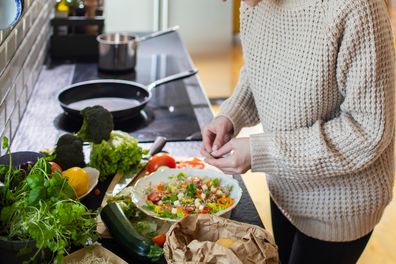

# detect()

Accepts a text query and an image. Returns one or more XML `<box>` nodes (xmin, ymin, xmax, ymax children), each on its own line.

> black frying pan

<box><xmin>58</xmin><ymin>69</ymin><xmax>198</xmax><ymax>120</ymax></box>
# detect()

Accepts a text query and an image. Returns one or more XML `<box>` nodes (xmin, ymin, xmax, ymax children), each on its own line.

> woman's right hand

<box><xmin>200</xmin><ymin>116</ymin><xmax>234</xmax><ymax>157</ymax></box>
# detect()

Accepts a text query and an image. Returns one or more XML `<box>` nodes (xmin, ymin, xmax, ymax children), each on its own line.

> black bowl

<box><xmin>0</xmin><ymin>237</ymin><xmax>40</xmax><ymax>264</ymax></box>
<box><xmin>0</xmin><ymin>151</ymin><xmax>44</xmax><ymax>167</ymax></box>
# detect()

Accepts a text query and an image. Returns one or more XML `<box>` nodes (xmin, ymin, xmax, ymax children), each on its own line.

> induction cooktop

<box><xmin>55</xmin><ymin>54</ymin><xmax>202</xmax><ymax>142</ymax></box>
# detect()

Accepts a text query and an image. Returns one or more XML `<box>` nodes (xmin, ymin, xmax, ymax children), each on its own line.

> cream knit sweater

<box><xmin>219</xmin><ymin>0</ymin><xmax>395</xmax><ymax>241</ymax></box>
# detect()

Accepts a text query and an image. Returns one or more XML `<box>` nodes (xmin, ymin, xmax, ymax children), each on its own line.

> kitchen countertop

<box><xmin>9</xmin><ymin>32</ymin><xmax>265</xmax><ymax>263</ymax></box>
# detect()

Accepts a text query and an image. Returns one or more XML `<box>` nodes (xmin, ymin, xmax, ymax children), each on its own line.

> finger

<box><xmin>204</xmin><ymin>156</ymin><xmax>235</xmax><ymax>168</ymax></box>
<box><xmin>212</xmin><ymin>129</ymin><xmax>227</xmax><ymax>152</ymax></box>
<box><xmin>211</xmin><ymin>141</ymin><xmax>233</xmax><ymax>158</ymax></box>
<box><xmin>202</xmin><ymin>128</ymin><xmax>216</xmax><ymax>152</ymax></box>
<box><xmin>200</xmin><ymin>145</ymin><xmax>211</xmax><ymax>158</ymax></box>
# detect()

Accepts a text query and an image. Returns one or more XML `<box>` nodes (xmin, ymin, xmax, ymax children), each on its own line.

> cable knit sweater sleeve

<box><xmin>218</xmin><ymin>66</ymin><xmax>260</xmax><ymax>135</ymax></box>
<box><xmin>250</xmin><ymin>1</ymin><xmax>395</xmax><ymax>178</ymax></box>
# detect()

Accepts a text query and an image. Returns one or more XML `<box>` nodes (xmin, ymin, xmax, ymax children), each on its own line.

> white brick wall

<box><xmin>0</xmin><ymin>0</ymin><xmax>54</xmax><ymax>146</ymax></box>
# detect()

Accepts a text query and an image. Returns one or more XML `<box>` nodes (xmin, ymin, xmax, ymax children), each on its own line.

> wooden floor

<box><xmin>195</xmin><ymin>3</ymin><xmax>396</xmax><ymax>263</ymax></box>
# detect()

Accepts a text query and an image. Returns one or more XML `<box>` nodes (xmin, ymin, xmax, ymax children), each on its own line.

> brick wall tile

<box><xmin>10</xmin><ymin>102</ymin><xmax>20</xmax><ymax>139</ymax></box>
<box><xmin>0</xmin><ymin>68</ymin><xmax>11</xmax><ymax>104</ymax></box>
<box><xmin>0</xmin><ymin>0</ymin><xmax>52</xmax><ymax>144</ymax></box>
<box><xmin>4</xmin><ymin>85</ymin><xmax>16</xmax><ymax>121</ymax></box>
<box><xmin>5</xmin><ymin>31</ymin><xmax>17</xmax><ymax>63</ymax></box>
<box><xmin>0</xmin><ymin>99</ymin><xmax>5</xmax><ymax>132</ymax></box>
<box><xmin>18</xmin><ymin>86</ymin><xmax>28</xmax><ymax>119</ymax></box>
<box><xmin>0</xmin><ymin>45</ymin><xmax>6</xmax><ymax>76</ymax></box>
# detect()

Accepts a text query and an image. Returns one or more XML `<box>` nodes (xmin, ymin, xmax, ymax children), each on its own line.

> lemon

<box><xmin>62</xmin><ymin>167</ymin><xmax>89</xmax><ymax>197</ymax></box>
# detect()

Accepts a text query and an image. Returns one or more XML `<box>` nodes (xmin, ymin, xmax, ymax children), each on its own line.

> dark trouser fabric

<box><xmin>270</xmin><ymin>198</ymin><xmax>372</xmax><ymax>264</ymax></box>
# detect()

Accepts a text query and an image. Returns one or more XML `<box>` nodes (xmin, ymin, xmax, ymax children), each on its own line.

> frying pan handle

<box><xmin>147</xmin><ymin>68</ymin><xmax>198</xmax><ymax>91</ymax></box>
<box><xmin>138</xmin><ymin>25</ymin><xmax>180</xmax><ymax>43</ymax></box>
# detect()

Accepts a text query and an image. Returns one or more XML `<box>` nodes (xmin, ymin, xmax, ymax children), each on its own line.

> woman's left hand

<box><xmin>204</xmin><ymin>137</ymin><xmax>251</xmax><ymax>175</ymax></box>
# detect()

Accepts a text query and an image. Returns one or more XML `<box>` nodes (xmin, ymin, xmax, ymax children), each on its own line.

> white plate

<box><xmin>79</xmin><ymin>167</ymin><xmax>99</xmax><ymax>199</ymax></box>
<box><xmin>132</xmin><ymin>168</ymin><xmax>243</xmax><ymax>222</ymax></box>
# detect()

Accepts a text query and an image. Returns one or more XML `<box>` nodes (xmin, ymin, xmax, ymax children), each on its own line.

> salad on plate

<box><xmin>143</xmin><ymin>172</ymin><xmax>235</xmax><ymax>219</ymax></box>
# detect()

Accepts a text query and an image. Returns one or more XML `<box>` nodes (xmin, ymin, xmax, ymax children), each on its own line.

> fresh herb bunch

<box><xmin>3</xmin><ymin>199</ymin><xmax>98</xmax><ymax>264</ymax></box>
<box><xmin>0</xmin><ymin>137</ymin><xmax>25</xmax><ymax>213</ymax></box>
<box><xmin>0</xmin><ymin>137</ymin><xmax>98</xmax><ymax>264</ymax></box>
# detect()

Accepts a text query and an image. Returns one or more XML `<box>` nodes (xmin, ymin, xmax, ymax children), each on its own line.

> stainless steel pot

<box><xmin>97</xmin><ymin>26</ymin><xmax>179</xmax><ymax>72</ymax></box>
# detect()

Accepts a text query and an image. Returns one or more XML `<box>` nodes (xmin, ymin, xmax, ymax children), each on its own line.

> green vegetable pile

<box><xmin>90</xmin><ymin>130</ymin><xmax>146</xmax><ymax>181</ymax></box>
<box><xmin>54</xmin><ymin>134</ymin><xmax>85</xmax><ymax>170</ymax></box>
<box><xmin>77</xmin><ymin>105</ymin><xmax>113</xmax><ymax>144</ymax></box>
<box><xmin>107</xmin><ymin>194</ymin><xmax>164</xmax><ymax>261</ymax></box>
<box><xmin>0</xmin><ymin>138</ymin><xmax>98</xmax><ymax>264</ymax></box>
<box><xmin>41</xmin><ymin>106</ymin><xmax>144</xmax><ymax>181</ymax></box>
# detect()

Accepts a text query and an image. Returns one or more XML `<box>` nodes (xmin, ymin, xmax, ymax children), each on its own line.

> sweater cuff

<box><xmin>218</xmin><ymin>103</ymin><xmax>248</xmax><ymax>136</ymax></box>
<box><xmin>249</xmin><ymin>133</ymin><xmax>278</xmax><ymax>174</ymax></box>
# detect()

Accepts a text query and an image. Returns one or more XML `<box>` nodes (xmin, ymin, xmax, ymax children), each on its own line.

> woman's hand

<box><xmin>200</xmin><ymin>116</ymin><xmax>234</xmax><ymax>157</ymax></box>
<box><xmin>204</xmin><ymin>137</ymin><xmax>251</xmax><ymax>175</ymax></box>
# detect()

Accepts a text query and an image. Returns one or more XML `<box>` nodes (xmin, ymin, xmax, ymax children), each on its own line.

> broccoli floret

<box><xmin>77</xmin><ymin>105</ymin><xmax>114</xmax><ymax>144</ymax></box>
<box><xmin>54</xmin><ymin>134</ymin><xmax>85</xmax><ymax>170</ymax></box>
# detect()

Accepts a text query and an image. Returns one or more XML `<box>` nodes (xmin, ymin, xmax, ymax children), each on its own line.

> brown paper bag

<box><xmin>164</xmin><ymin>214</ymin><xmax>279</xmax><ymax>264</ymax></box>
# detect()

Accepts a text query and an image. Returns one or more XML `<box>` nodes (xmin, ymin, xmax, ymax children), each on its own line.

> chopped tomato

<box><xmin>185</xmin><ymin>205</ymin><xmax>196</xmax><ymax>213</ymax></box>
<box><xmin>152</xmin><ymin>233</ymin><xmax>166</xmax><ymax>247</ymax></box>
<box><xmin>177</xmin><ymin>157</ymin><xmax>205</xmax><ymax>169</ymax></box>
<box><xmin>147</xmin><ymin>192</ymin><xmax>162</xmax><ymax>204</ymax></box>
<box><xmin>49</xmin><ymin>162</ymin><xmax>62</xmax><ymax>174</ymax></box>
<box><xmin>199</xmin><ymin>207</ymin><xmax>210</xmax><ymax>214</ymax></box>
<box><xmin>176</xmin><ymin>206</ymin><xmax>189</xmax><ymax>216</ymax></box>
<box><xmin>147</xmin><ymin>153</ymin><xmax>177</xmax><ymax>173</ymax></box>
<box><xmin>157</xmin><ymin>183</ymin><xmax>166</xmax><ymax>192</ymax></box>
<box><xmin>217</xmin><ymin>197</ymin><xmax>234</xmax><ymax>208</ymax></box>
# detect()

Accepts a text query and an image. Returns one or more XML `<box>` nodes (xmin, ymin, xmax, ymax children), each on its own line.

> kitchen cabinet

<box><xmin>104</xmin><ymin>0</ymin><xmax>233</xmax><ymax>55</ymax></box>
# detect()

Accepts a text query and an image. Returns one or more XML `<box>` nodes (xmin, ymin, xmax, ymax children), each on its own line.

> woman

<box><xmin>202</xmin><ymin>0</ymin><xmax>395</xmax><ymax>263</ymax></box>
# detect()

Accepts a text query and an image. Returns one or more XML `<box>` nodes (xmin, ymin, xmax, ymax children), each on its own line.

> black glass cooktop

<box><xmin>55</xmin><ymin>54</ymin><xmax>202</xmax><ymax>142</ymax></box>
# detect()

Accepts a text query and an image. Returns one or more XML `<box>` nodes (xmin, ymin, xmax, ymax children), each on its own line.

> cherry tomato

<box><xmin>147</xmin><ymin>153</ymin><xmax>176</xmax><ymax>173</ymax></box>
<box><xmin>147</xmin><ymin>192</ymin><xmax>162</xmax><ymax>204</ymax></box>
<box><xmin>49</xmin><ymin>162</ymin><xmax>62</xmax><ymax>174</ymax></box>
<box><xmin>152</xmin><ymin>233</ymin><xmax>166</xmax><ymax>247</ymax></box>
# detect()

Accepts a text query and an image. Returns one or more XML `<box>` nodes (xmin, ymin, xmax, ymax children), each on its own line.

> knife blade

<box><xmin>112</xmin><ymin>136</ymin><xmax>167</xmax><ymax>196</ymax></box>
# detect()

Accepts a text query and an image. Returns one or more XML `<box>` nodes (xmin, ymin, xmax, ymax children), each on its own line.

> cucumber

<box><xmin>100</xmin><ymin>202</ymin><xmax>153</xmax><ymax>257</ymax></box>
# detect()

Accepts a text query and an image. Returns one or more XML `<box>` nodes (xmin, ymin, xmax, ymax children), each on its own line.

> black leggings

<box><xmin>270</xmin><ymin>199</ymin><xmax>372</xmax><ymax>264</ymax></box>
